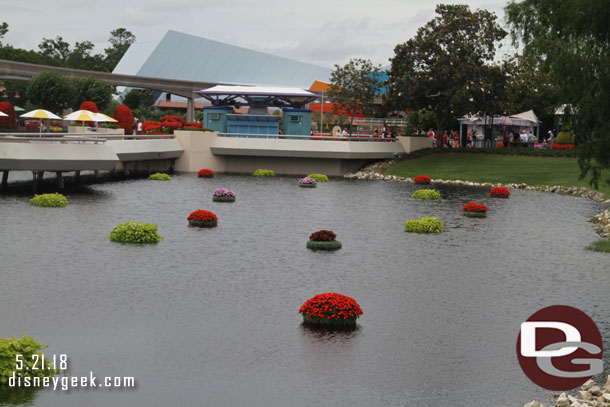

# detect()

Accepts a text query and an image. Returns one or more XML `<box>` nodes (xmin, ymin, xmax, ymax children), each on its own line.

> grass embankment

<box><xmin>587</xmin><ymin>239</ymin><xmax>610</xmax><ymax>253</ymax></box>
<box><xmin>383</xmin><ymin>152</ymin><xmax>610</xmax><ymax>198</ymax></box>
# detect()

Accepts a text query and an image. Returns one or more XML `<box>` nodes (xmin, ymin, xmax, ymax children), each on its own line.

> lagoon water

<box><xmin>0</xmin><ymin>174</ymin><xmax>608</xmax><ymax>407</ymax></box>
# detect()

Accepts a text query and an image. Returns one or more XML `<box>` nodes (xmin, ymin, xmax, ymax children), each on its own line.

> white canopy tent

<box><xmin>458</xmin><ymin>110</ymin><xmax>542</xmax><ymax>142</ymax></box>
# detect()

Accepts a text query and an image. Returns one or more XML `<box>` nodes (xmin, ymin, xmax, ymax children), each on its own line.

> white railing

<box><xmin>0</xmin><ymin>133</ymin><xmax>176</xmax><ymax>143</ymax></box>
<box><xmin>354</xmin><ymin>118</ymin><xmax>407</xmax><ymax>125</ymax></box>
<box><xmin>217</xmin><ymin>132</ymin><xmax>398</xmax><ymax>142</ymax></box>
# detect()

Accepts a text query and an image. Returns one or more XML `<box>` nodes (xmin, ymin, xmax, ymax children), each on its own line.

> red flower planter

<box><xmin>299</xmin><ymin>293</ymin><xmax>363</xmax><ymax>328</ymax></box>
<box><xmin>490</xmin><ymin>186</ymin><xmax>510</xmax><ymax>198</ymax></box>
<box><xmin>198</xmin><ymin>168</ymin><xmax>215</xmax><ymax>178</ymax></box>
<box><xmin>414</xmin><ymin>174</ymin><xmax>431</xmax><ymax>185</ymax></box>
<box><xmin>462</xmin><ymin>202</ymin><xmax>488</xmax><ymax>217</ymax></box>
<box><xmin>187</xmin><ymin>209</ymin><xmax>218</xmax><ymax>228</ymax></box>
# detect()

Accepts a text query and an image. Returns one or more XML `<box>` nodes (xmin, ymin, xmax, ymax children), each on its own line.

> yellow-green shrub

<box><xmin>149</xmin><ymin>173</ymin><xmax>171</xmax><ymax>181</ymax></box>
<box><xmin>29</xmin><ymin>193</ymin><xmax>68</xmax><ymax>208</ymax></box>
<box><xmin>306</xmin><ymin>173</ymin><xmax>329</xmax><ymax>182</ymax></box>
<box><xmin>412</xmin><ymin>189</ymin><xmax>441</xmax><ymax>200</ymax></box>
<box><xmin>253</xmin><ymin>169</ymin><xmax>274</xmax><ymax>177</ymax></box>
<box><xmin>404</xmin><ymin>217</ymin><xmax>444</xmax><ymax>233</ymax></box>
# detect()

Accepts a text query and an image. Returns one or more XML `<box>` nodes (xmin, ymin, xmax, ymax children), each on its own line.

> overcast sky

<box><xmin>1</xmin><ymin>0</ymin><xmax>513</xmax><ymax>68</ymax></box>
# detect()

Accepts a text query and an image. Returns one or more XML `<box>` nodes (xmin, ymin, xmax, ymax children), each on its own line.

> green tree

<box><xmin>122</xmin><ymin>89</ymin><xmax>141</xmax><ymax>110</ymax></box>
<box><xmin>26</xmin><ymin>71</ymin><xmax>74</xmax><ymax>113</ymax></box>
<box><xmin>66</xmin><ymin>41</ymin><xmax>108</xmax><ymax>71</ymax></box>
<box><xmin>73</xmin><ymin>76</ymin><xmax>112</xmax><ymax>110</ymax></box>
<box><xmin>0</xmin><ymin>80</ymin><xmax>28</xmax><ymax>106</ymax></box>
<box><xmin>37</xmin><ymin>36</ymin><xmax>70</xmax><ymax>65</ymax></box>
<box><xmin>506</xmin><ymin>0</ymin><xmax>610</xmax><ymax>188</ymax></box>
<box><xmin>328</xmin><ymin>58</ymin><xmax>382</xmax><ymax>133</ymax></box>
<box><xmin>0</xmin><ymin>22</ymin><xmax>8</xmax><ymax>43</ymax></box>
<box><xmin>499</xmin><ymin>54</ymin><xmax>560</xmax><ymax>133</ymax></box>
<box><xmin>388</xmin><ymin>4</ymin><xmax>507</xmax><ymax>132</ymax></box>
<box><xmin>104</xmin><ymin>28</ymin><xmax>136</xmax><ymax>71</ymax></box>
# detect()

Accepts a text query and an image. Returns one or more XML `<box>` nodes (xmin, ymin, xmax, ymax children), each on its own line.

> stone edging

<box><xmin>525</xmin><ymin>377</ymin><xmax>610</xmax><ymax>407</ymax></box>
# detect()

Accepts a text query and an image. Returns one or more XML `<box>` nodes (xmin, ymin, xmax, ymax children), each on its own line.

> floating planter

<box><xmin>306</xmin><ymin>230</ymin><xmax>342</xmax><ymax>251</ymax></box>
<box><xmin>298</xmin><ymin>177</ymin><xmax>317</xmax><ymax>188</ymax></box>
<box><xmin>109</xmin><ymin>221</ymin><xmax>164</xmax><ymax>243</ymax></box>
<box><xmin>149</xmin><ymin>173</ymin><xmax>171</xmax><ymax>181</ymax></box>
<box><xmin>0</xmin><ymin>335</ymin><xmax>58</xmax><ymax>384</ymax></box>
<box><xmin>29</xmin><ymin>193</ymin><xmax>68</xmax><ymax>208</ymax></box>
<box><xmin>299</xmin><ymin>293</ymin><xmax>363</xmax><ymax>328</ymax></box>
<box><xmin>306</xmin><ymin>173</ymin><xmax>329</xmax><ymax>182</ymax></box>
<box><xmin>212</xmin><ymin>188</ymin><xmax>236</xmax><ymax>202</ymax></box>
<box><xmin>412</xmin><ymin>189</ymin><xmax>441</xmax><ymax>200</ymax></box>
<box><xmin>253</xmin><ymin>169</ymin><xmax>274</xmax><ymax>177</ymax></box>
<box><xmin>462</xmin><ymin>202</ymin><xmax>488</xmax><ymax>218</ymax></box>
<box><xmin>414</xmin><ymin>174</ymin><xmax>431</xmax><ymax>185</ymax></box>
<box><xmin>187</xmin><ymin>209</ymin><xmax>218</xmax><ymax>228</ymax></box>
<box><xmin>490</xmin><ymin>186</ymin><xmax>510</xmax><ymax>198</ymax></box>
<box><xmin>198</xmin><ymin>168</ymin><xmax>214</xmax><ymax>178</ymax></box>
<box><xmin>404</xmin><ymin>216</ymin><xmax>444</xmax><ymax>233</ymax></box>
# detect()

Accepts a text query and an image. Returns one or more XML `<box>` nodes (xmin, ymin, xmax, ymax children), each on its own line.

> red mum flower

<box><xmin>462</xmin><ymin>202</ymin><xmax>488</xmax><ymax>212</ymax></box>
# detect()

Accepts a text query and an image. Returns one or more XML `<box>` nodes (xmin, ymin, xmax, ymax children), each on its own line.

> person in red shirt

<box><xmin>453</xmin><ymin>131</ymin><xmax>460</xmax><ymax>148</ymax></box>
<box><xmin>443</xmin><ymin>131</ymin><xmax>449</xmax><ymax>148</ymax></box>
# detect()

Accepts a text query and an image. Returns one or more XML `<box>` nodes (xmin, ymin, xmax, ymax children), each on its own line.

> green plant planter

<box><xmin>306</xmin><ymin>240</ymin><xmax>342</xmax><ymax>251</ymax></box>
<box><xmin>306</xmin><ymin>173</ymin><xmax>329</xmax><ymax>182</ymax></box>
<box><xmin>302</xmin><ymin>314</ymin><xmax>357</xmax><ymax>328</ymax></box>
<box><xmin>29</xmin><ymin>193</ymin><xmax>68</xmax><ymax>208</ymax></box>
<box><xmin>490</xmin><ymin>195</ymin><xmax>509</xmax><ymax>199</ymax></box>
<box><xmin>253</xmin><ymin>169</ymin><xmax>274</xmax><ymax>177</ymax></box>
<box><xmin>299</xmin><ymin>183</ymin><xmax>317</xmax><ymax>188</ymax></box>
<box><xmin>463</xmin><ymin>211</ymin><xmax>487</xmax><ymax>218</ymax></box>
<box><xmin>415</xmin><ymin>181</ymin><xmax>431</xmax><ymax>185</ymax></box>
<box><xmin>404</xmin><ymin>217</ymin><xmax>444</xmax><ymax>233</ymax></box>
<box><xmin>149</xmin><ymin>173</ymin><xmax>171</xmax><ymax>181</ymax></box>
<box><xmin>198</xmin><ymin>174</ymin><xmax>213</xmax><ymax>178</ymax></box>
<box><xmin>212</xmin><ymin>196</ymin><xmax>236</xmax><ymax>202</ymax></box>
<box><xmin>412</xmin><ymin>189</ymin><xmax>441</xmax><ymax>200</ymax></box>
<box><xmin>109</xmin><ymin>222</ymin><xmax>164</xmax><ymax>243</ymax></box>
<box><xmin>189</xmin><ymin>220</ymin><xmax>218</xmax><ymax>228</ymax></box>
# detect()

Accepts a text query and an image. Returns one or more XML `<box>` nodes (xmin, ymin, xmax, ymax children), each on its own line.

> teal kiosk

<box><xmin>196</xmin><ymin>86</ymin><xmax>319</xmax><ymax>137</ymax></box>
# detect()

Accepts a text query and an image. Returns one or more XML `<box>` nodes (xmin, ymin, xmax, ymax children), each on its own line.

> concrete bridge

<box><xmin>0</xmin><ymin>59</ymin><xmax>225</xmax><ymax>121</ymax></box>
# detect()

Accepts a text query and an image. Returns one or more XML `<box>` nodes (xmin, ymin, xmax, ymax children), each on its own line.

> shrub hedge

<box><xmin>253</xmin><ymin>169</ymin><xmax>275</xmax><ymax>177</ymax></box>
<box><xmin>149</xmin><ymin>173</ymin><xmax>171</xmax><ymax>181</ymax></box>
<box><xmin>306</xmin><ymin>173</ymin><xmax>329</xmax><ymax>182</ymax></box>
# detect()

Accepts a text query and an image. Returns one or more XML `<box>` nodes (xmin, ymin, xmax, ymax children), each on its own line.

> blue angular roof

<box><xmin>113</xmin><ymin>30</ymin><xmax>331</xmax><ymax>88</ymax></box>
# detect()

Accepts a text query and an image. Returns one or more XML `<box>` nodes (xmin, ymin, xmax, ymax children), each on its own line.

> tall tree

<box><xmin>26</xmin><ymin>71</ymin><xmax>75</xmax><ymax>113</ymax></box>
<box><xmin>73</xmin><ymin>76</ymin><xmax>112</xmax><ymax>110</ymax></box>
<box><xmin>104</xmin><ymin>28</ymin><xmax>136</xmax><ymax>71</ymax></box>
<box><xmin>387</xmin><ymin>4</ymin><xmax>507</xmax><ymax>132</ymax></box>
<box><xmin>38</xmin><ymin>36</ymin><xmax>71</xmax><ymax>65</ymax></box>
<box><xmin>328</xmin><ymin>58</ymin><xmax>382</xmax><ymax>133</ymax></box>
<box><xmin>506</xmin><ymin>0</ymin><xmax>610</xmax><ymax>188</ymax></box>
<box><xmin>0</xmin><ymin>22</ymin><xmax>8</xmax><ymax>43</ymax></box>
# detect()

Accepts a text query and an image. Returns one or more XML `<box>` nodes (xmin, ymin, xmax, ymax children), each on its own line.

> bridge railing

<box><xmin>0</xmin><ymin>133</ymin><xmax>176</xmax><ymax>143</ymax></box>
<box><xmin>217</xmin><ymin>132</ymin><xmax>397</xmax><ymax>142</ymax></box>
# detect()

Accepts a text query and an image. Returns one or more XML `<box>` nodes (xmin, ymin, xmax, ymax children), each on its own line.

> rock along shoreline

<box><xmin>525</xmin><ymin>376</ymin><xmax>610</xmax><ymax>407</ymax></box>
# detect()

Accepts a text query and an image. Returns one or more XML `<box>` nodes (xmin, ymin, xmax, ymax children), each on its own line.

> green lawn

<box><xmin>383</xmin><ymin>152</ymin><xmax>610</xmax><ymax>198</ymax></box>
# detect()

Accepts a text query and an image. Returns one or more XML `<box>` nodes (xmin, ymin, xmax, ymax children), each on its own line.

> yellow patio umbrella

<box><xmin>63</xmin><ymin>109</ymin><xmax>99</xmax><ymax>133</ymax></box>
<box><xmin>94</xmin><ymin>112</ymin><xmax>118</xmax><ymax>123</ymax></box>
<box><xmin>20</xmin><ymin>109</ymin><xmax>62</xmax><ymax>137</ymax></box>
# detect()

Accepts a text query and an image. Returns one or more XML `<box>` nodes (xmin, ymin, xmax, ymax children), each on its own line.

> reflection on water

<box><xmin>0</xmin><ymin>387</ymin><xmax>41</xmax><ymax>407</ymax></box>
<box><xmin>0</xmin><ymin>173</ymin><xmax>608</xmax><ymax>407</ymax></box>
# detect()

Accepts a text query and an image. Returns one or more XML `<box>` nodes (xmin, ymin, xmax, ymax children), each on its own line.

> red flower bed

<box><xmin>463</xmin><ymin>202</ymin><xmax>488</xmax><ymax>212</ymax></box>
<box><xmin>161</xmin><ymin>115</ymin><xmax>185</xmax><ymax>125</ymax></box>
<box><xmin>80</xmin><ymin>101</ymin><xmax>99</xmax><ymax>113</ymax></box>
<box><xmin>187</xmin><ymin>209</ymin><xmax>218</xmax><ymax>222</ymax></box>
<box><xmin>414</xmin><ymin>174</ymin><xmax>431</xmax><ymax>184</ymax></box>
<box><xmin>552</xmin><ymin>144</ymin><xmax>574</xmax><ymax>150</ymax></box>
<box><xmin>185</xmin><ymin>121</ymin><xmax>202</xmax><ymax>129</ymax></box>
<box><xmin>299</xmin><ymin>293</ymin><xmax>363</xmax><ymax>321</ymax></box>
<box><xmin>309</xmin><ymin>230</ymin><xmax>337</xmax><ymax>242</ymax></box>
<box><xmin>114</xmin><ymin>104</ymin><xmax>133</xmax><ymax>134</ymax></box>
<box><xmin>197</xmin><ymin>169</ymin><xmax>215</xmax><ymax>177</ymax></box>
<box><xmin>490</xmin><ymin>186</ymin><xmax>510</xmax><ymax>197</ymax></box>
<box><xmin>0</xmin><ymin>101</ymin><xmax>16</xmax><ymax>129</ymax></box>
